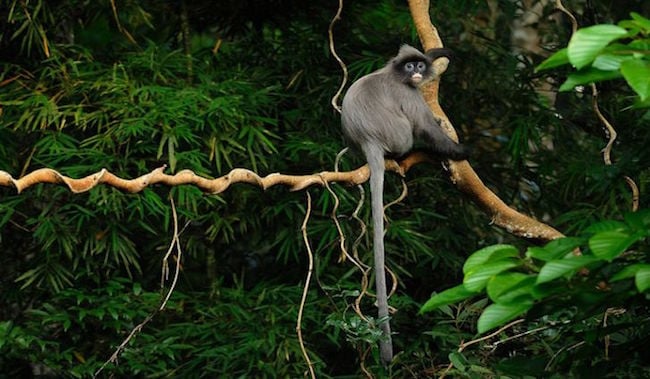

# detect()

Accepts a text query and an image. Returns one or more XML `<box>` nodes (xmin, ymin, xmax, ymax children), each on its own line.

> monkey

<box><xmin>341</xmin><ymin>44</ymin><xmax>469</xmax><ymax>365</ymax></box>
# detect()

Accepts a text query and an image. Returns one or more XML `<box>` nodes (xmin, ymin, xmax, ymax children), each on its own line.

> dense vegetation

<box><xmin>1</xmin><ymin>0</ymin><xmax>648</xmax><ymax>377</ymax></box>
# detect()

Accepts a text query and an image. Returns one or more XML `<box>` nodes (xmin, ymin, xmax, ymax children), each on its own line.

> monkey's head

<box><xmin>391</xmin><ymin>44</ymin><xmax>453</xmax><ymax>88</ymax></box>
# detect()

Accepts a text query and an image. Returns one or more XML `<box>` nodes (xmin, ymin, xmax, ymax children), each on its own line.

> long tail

<box><xmin>365</xmin><ymin>145</ymin><xmax>393</xmax><ymax>365</ymax></box>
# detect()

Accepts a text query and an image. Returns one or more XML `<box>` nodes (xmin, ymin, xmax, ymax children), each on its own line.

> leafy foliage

<box><xmin>537</xmin><ymin>12</ymin><xmax>650</xmax><ymax>106</ymax></box>
<box><xmin>421</xmin><ymin>210</ymin><xmax>650</xmax><ymax>375</ymax></box>
<box><xmin>422</xmin><ymin>210</ymin><xmax>650</xmax><ymax>331</ymax></box>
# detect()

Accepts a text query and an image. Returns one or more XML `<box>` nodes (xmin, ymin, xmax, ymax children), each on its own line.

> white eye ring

<box><xmin>405</xmin><ymin>62</ymin><xmax>415</xmax><ymax>71</ymax></box>
<box><xmin>417</xmin><ymin>62</ymin><xmax>426</xmax><ymax>71</ymax></box>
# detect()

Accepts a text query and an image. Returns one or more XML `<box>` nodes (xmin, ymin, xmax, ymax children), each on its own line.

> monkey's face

<box><xmin>403</xmin><ymin>61</ymin><xmax>428</xmax><ymax>87</ymax></box>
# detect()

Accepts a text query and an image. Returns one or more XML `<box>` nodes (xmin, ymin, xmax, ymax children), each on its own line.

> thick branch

<box><xmin>0</xmin><ymin>157</ymin><xmax>419</xmax><ymax>195</ymax></box>
<box><xmin>408</xmin><ymin>0</ymin><xmax>563</xmax><ymax>242</ymax></box>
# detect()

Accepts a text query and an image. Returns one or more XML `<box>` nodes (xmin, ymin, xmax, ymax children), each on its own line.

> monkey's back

<box><xmin>341</xmin><ymin>70</ymin><xmax>417</xmax><ymax>157</ymax></box>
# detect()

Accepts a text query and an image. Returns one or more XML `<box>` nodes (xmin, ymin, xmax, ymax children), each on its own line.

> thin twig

<box><xmin>335</xmin><ymin>147</ymin><xmax>349</xmax><ymax>172</ymax></box>
<box><xmin>554</xmin><ymin>0</ymin><xmax>578</xmax><ymax>34</ymax></box>
<box><xmin>351</xmin><ymin>184</ymin><xmax>372</xmax><ymax>322</ymax></box>
<box><xmin>297</xmin><ymin>191</ymin><xmax>317</xmax><ymax>379</ymax></box>
<box><xmin>95</xmin><ymin>197</ymin><xmax>184</xmax><ymax>377</ymax></box>
<box><xmin>591</xmin><ymin>85</ymin><xmax>618</xmax><ymax>166</ymax></box>
<box><xmin>160</xmin><ymin>198</ymin><xmax>187</xmax><ymax>310</ymax></box>
<box><xmin>486</xmin><ymin>325</ymin><xmax>551</xmax><ymax>350</ymax></box>
<box><xmin>602</xmin><ymin>307</ymin><xmax>626</xmax><ymax>360</ymax></box>
<box><xmin>383</xmin><ymin>178</ymin><xmax>408</xmax><ymax>219</ymax></box>
<box><xmin>351</xmin><ymin>185</ymin><xmax>369</xmax><ymax>269</ymax></box>
<box><xmin>382</xmin><ymin>178</ymin><xmax>407</xmax><ymax>300</ymax></box>
<box><xmin>624</xmin><ymin>176</ymin><xmax>640</xmax><ymax>211</ymax></box>
<box><xmin>359</xmin><ymin>345</ymin><xmax>373</xmax><ymax>379</ymax></box>
<box><xmin>459</xmin><ymin>319</ymin><xmax>525</xmax><ymax>351</ymax></box>
<box><xmin>439</xmin><ymin>319</ymin><xmax>525</xmax><ymax>378</ymax></box>
<box><xmin>322</xmin><ymin>177</ymin><xmax>349</xmax><ymax>263</ymax></box>
<box><xmin>328</xmin><ymin>0</ymin><xmax>348</xmax><ymax>113</ymax></box>
<box><xmin>555</xmin><ymin>1</ymin><xmax>639</xmax><ymax>212</ymax></box>
<box><xmin>545</xmin><ymin>341</ymin><xmax>586</xmax><ymax>371</ymax></box>
<box><xmin>322</xmin><ymin>176</ymin><xmax>370</xmax><ymax>324</ymax></box>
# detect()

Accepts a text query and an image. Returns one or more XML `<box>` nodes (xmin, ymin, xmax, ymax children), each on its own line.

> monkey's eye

<box><xmin>404</xmin><ymin>62</ymin><xmax>415</xmax><ymax>71</ymax></box>
<box><xmin>416</xmin><ymin>62</ymin><xmax>426</xmax><ymax>71</ymax></box>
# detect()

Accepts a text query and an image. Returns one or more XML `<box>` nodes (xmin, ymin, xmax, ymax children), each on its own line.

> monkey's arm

<box><xmin>407</xmin><ymin>98</ymin><xmax>469</xmax><ymax>160</ymax></box>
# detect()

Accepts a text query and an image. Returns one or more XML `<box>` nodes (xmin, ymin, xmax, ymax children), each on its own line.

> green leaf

<box><xmin>526</xmin><ymin>237</ymin><xmax>584</xmax><ymax>261</ymax></box>
<box><xmin>621</xmin><ymin>59</ymin><xmax>650</xmax><ymax>101</ymax></box>
<box><xmin>477</xmin><ymin>302</ymin><xmax>533</xmax><ymax>334</ymax></box>
<box><xmin>592</xmin><ymin>54</ymin><xmax>629</xmax><ymax>71</ymax></box>
<box><xmin>589</xmin><ymin>230</ymin><xmax>642</xmax><ymax>261</ymax></box>
<box><xmin>448</xmin><ymin>352</ymin><xmax>469</xmax><ymax>371</ymax></box>
<box><xmin>535</xmin><ymin>48</ymin><xmax>569</xmax><ymax>72</ymax></box>
<box><xmin>536</xmin><ymin>256</ymin><xmax>599</xmax><ymax>284</ymax></box>
<box><xmin>464</xmin><ymin>260</ymin><xmax>520</xmax><ymax>292</ymax></box>
<box><xmin>486</xmin><ymin>273</ymin><xmax>536</xmax><ymax>304</ymax></box>
<box><xmin>628</xmin><ymin>39</ymin><xmax>650</xmax><ymax>51</ymax></box>
<box><xmin>559</xmin><ymin>68</ymin><xmax>622</xmax><ymax>91</ymax></box>
<box><xmin>611</xmin><ymin>263</ymin><xmax>650</xmax><ymax>282</ymax></box>
<box><xmin>629</xmin><ymin>12</ymin><xmax>650</xmax><ymax>31</ymax></box>
<box><xmin>568</xmin><ymin>25</ymin><xmax>628</xmax><ymax>69</ymax></box>
<box><xmin>585</xmin><ymin>220</ymin><xmax>629</xmax><ymax>234</ymax></box>
<box><xmin>624</xmin><ymin>209</ymin><xmax>650</xmax><ymax>233</ymax></box>
<box><xmin>531</xmin><ymin>281</ymin><xmax>565</xmax><ymax>299</ymax></box>
<box><xmin>635</xmin><ymin>267</ymin><xmax>650</xmax><ymax>292</ymax></box>
<box><xmin>463</xmin><ymin>244</ymin><xmax>519</xmax><ymax>274</ymax></box>
<box><xmin>419</xmin><ymin>284</ymin><xmax>477</xmax><ymax>313</ymax></box>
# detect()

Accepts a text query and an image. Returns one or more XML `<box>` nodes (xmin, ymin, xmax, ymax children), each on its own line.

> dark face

<box><xmin>402</xmin><ymin>60</ymin><xmax>428</xmax><ymax>87</ymax></box>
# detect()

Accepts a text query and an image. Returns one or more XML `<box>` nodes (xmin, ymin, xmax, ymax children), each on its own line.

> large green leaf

<box><xmin>567</xmin><ymin>24</ymin><xmax>628</xmax><ymax>69</ymax></box>
<box><xmin>464</xmin><ymin>260</ymin><xmax>520</xmax><ymax>292</ymax></box>
<box><xmin>584</xmin><ymin>220</ymin><xmax>629</xmax><ymax>234</ymax></box>
<box><xmin>629</xmin><ymin>12</ymin><xmax>650</xmax><ymax>31</ymax></box>
<box><xmin>535</xmin><ymin>48</ymin><xmax>569</xmax><ymax>72</ymax></box>
<box><xmin>610</xmin><ymin>263</ymin><xmax>650</xmax><ymax>282</ymax></box>
<box><xmin>448</xmin><ymin>352</ymin><xmax>469</xmax><ymax>371</ymax></box>
<box><xmin>559</xmin><ymin>67</ymin><xmax>622</xmax><ymax>91</ymax></box>
<box><xmin>611</xmin><ymin>264</ymin><xmax>650</xmax><ymax>293</ymax></box>
<box><xmin>635</xmin><ymin>267</ymin><xmax>650</xmax><ymax>292</ymax></box>
<box><xmin>463</xmin><ymin>244</ymin><xmax>519</xmax><ymax>275</ymax></box>
<box><xmin>621</xmin><ymin>59</ymin><xmax>650</xmax><ymax>101</ymax></box>
<box><xmin>477</xmin><ymin>302</ymin><xmax>533</xmax><ymax>334</ymax></box>
<box><xmin>589</xmin><ymin>230</ymin><xmax>642</xmax><ymax>261</ymax></box>
<box><xmin>419</xmin><ymin>284</ymin><xmax>477</xmax><ymax>313</ymax></box>
<box><xmin>526</xmin><ymin>237</ymin><xmax>584</xmax><ymax>262</ymax></box>
<box><xmin>536</xmin><ymin>256</ymin><xmax>599</xmax><ymax>284</ymax></box>
<box><xmin>592</xmin><ymin>53</ymin><xmax>630</xmax><ymax>71</ymax></box>
<box><xmin>624</xmin><ymin>209</ymin><xmax>650</xmax><ymax>233</ymax></box>
<box><xmin>486</xmin><ymin>273</ymin><xmax>535</xmax><ymax>304</ymax></box>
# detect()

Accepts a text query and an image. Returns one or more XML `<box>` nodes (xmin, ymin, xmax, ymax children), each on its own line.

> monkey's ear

<box><xmin>425</xmin><ymin>48</ymin><xmax>454</xmax><ymax>62</ymax></box>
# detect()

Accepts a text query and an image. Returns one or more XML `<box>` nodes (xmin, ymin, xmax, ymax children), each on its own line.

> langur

<box><xmin>341</xmin><ymin>45</ymin><xmax>469</xmax><ymax>365</ymax></box>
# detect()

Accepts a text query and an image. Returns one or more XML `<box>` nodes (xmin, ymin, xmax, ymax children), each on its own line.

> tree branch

<box><xmin>0</xmin><ymin>154</ymin><xmax>422</xmax><ymax>195</ymax></box>
<box><xmin>407</xmin><ymin>0</ymin><xmax>564</xmax><ymax>242</ymax></box>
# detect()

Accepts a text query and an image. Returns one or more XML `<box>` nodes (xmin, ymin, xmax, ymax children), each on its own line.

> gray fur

<box><xmin>341</xmin><ymin>45</ymin><xmax>468</xmax><ymax>366</ymax></box>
